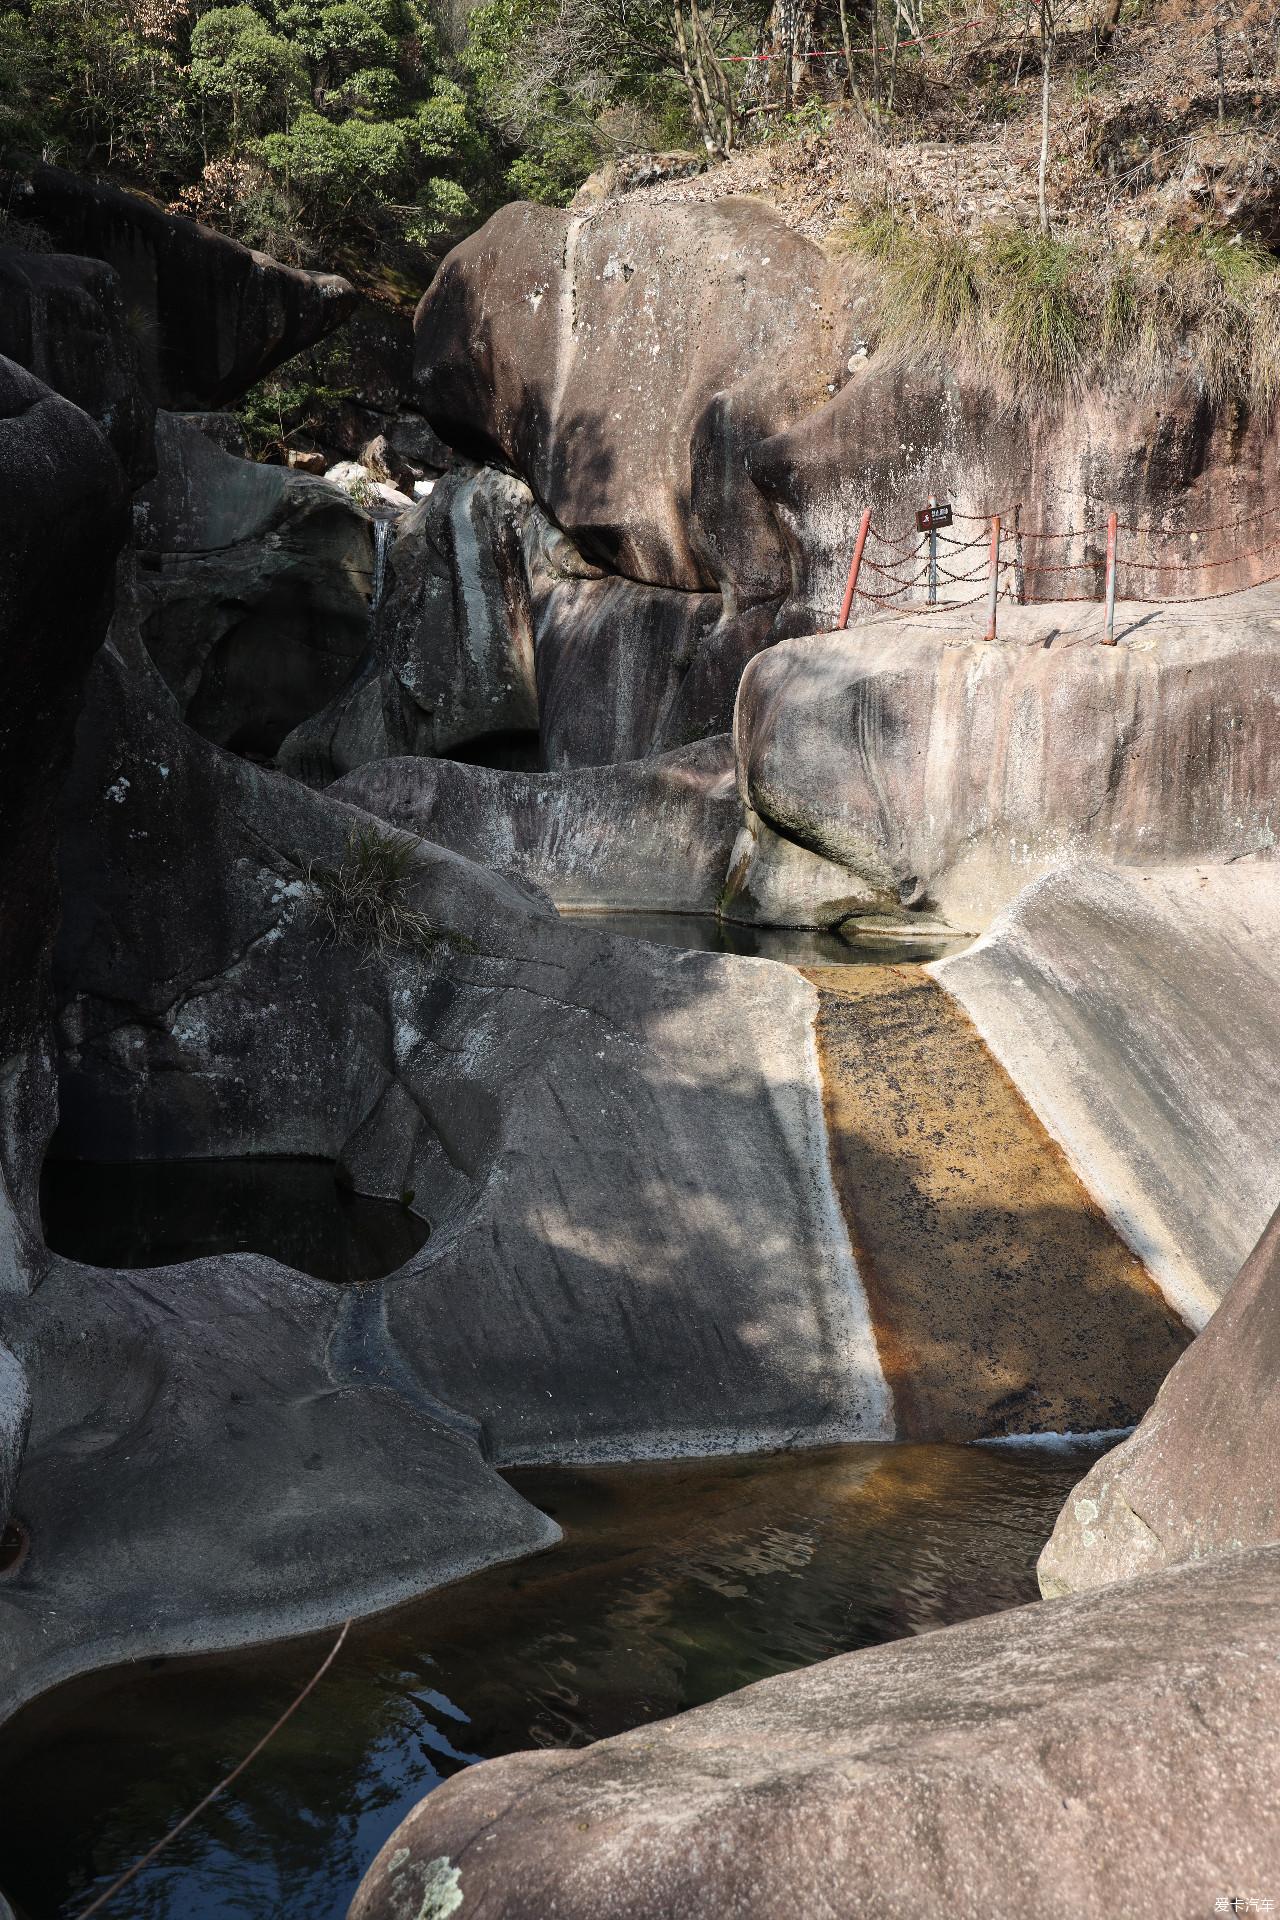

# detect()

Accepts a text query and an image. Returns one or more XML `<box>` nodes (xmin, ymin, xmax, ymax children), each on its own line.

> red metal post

<box><xmin>984</xmin><ymin>514</ymin><xmax>1001</xmax><ymax>642</ymax></box>
<box><xmin>1103</xmin><ymin>510</ymin><xmax>1119</xmax><ymax>644</ymax></box>
<box><xmin>837</xmin><ymin>509</ymin><xmax>874</xmax><ymax>631</ymax></box>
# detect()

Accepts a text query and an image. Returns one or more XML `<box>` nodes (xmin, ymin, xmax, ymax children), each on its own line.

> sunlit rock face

<box><xmin>2</xmin><ymin>164</ymin><xmax>1276</xmax><ymax>1804</ymax></box>
<box><xmin>725</xmin><ymin>603</ymin><xmax>1280</xmax><ymax>932</ymax></box>
<box><xmin>1039</xmin><ymin>1203</ymin><xmax>1280</xmax><ymax>1599</ymax></box>
<box><xmin>372</xmin><ymin>192</ymin><xmax>1280</xmax><ymax>795</ymax></box>
<box><xmin>750</xmin><ymin>359</ymin><xmax>1280</xmax><ymax>639</ymax></box>
<box><xmin>357</xmin><ymin>196</ymin><xmax>857</xmax><ymax>779</ymax></box>
<box><xmin>935</xmin><ymin>862</ymin><xmax>1280</xmax><ymax>1326</ymax></box>
<box><xmin>350</xmin><ymin>1541</ymin><xmax>1280</xmax><ymax>1920</ymax></box>
<box><xmin>413</xmin><ymin>197</ymin><xmax>847</xmax><ymax>598</ymax></box>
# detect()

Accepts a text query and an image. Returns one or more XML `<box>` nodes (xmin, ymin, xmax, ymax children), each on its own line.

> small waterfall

<box><xmin>370</xmin><ymin>517</ymin><xmax>393</xmax><ymax>622</ymax></box>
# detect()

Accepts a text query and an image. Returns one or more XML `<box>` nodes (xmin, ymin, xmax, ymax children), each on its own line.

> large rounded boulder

<box><xmin>414</xmin><ymin>197</ymin><xmax>852</xmax><ymax>598</ymax></box>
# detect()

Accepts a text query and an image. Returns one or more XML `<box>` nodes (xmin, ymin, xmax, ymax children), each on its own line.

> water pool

<box><xmin>0</xmin><ymin>1437</ymin><xmax>1100</xmax><ymax>1920</ymax></box>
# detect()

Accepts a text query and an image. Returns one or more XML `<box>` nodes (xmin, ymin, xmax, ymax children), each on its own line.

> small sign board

<box><xmin>916</xmin><ymin>502</ymin><xmax>953</xmax><ymax>533</ymax></box>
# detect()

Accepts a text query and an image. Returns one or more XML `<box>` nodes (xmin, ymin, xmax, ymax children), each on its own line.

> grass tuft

<box><xmin>983</xmin><ymin>230</ymin><xmax>1086</xmax><ymax>391</ymax></box>
<box><xmin>832</xmin><ymin>209</ymin><xmax>1280</xmax><ymax>408</ymax></box>
<box><xmin>302</xmin><ymin>826</ymin><xmax>475</xmax><ymax>962</ymax></box>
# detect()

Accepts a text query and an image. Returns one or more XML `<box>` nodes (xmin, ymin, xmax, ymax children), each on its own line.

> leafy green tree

<box><xmin>189</xmin><ymin>7</ymin><xmax>303</xmax><ymax>144</ymax></box>
<box><xmin>10</xmin><ymin>0</ymin><xmax>193</xmax><ymax>178</ymax></box>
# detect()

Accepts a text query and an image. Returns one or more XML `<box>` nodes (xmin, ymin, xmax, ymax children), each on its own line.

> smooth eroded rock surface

<box><xmin>0</xmin><ymin>247</ymin><xmax>154</xmax><ymax>482</ymax></box>
<box><xmin>350</xmin><ymin>1542</ymin><xmax>1280</xmax><ymax>1920</ymax></box>
<box><xmin>0</xmin><ymin>356</ymin><xmax>128</xmax><ymax>1292</ymax></box>
<box><xmin>49</xmin><ymin>631</ymin><xmax>892</xmax><ymax>1475</ymax></box>
<box><xmin>0</xmin><ymin>1252</ymin><xmax>557</xmax><ymax>1719</ymax></box>
<box><xmin>336</xmin><ymin>737</ymin><xmax>739</xmax><ymax>912</ymax></box>
<box><xmin>133</xmin><ymin>412</ymin><xmax>373</xmax><ymax>759</ymax></box>
<box><xmin>415</xmin><ymin>197</ymin><xmax>848</xmax><ymax>595</ymax></box>
<box><xmin>727</xmin><ymin>597</ymin><xmax>1280</xmax><ymax>931</ymax></box>
<box><xmin>367</xmin><ymin>197</ymin><xmax>858</xmax><ymax>777</ymax></box>
<box><xmin>935</xmin><ymin>860</ymin><xmax>1280</xmax><ymax>1324</ymax></box>
<box><xmin>14</xmin><ymin>165</ymin><xmax>356</xmax><ymax>409</ymax></box>
<box><xmin>751</xmin><ymin>358</ymin><xmax>1280</xmax><ymax>635</ymax></box>
<box><xmin>376</xmin><ymin>464</ymin><xmax>540</xmax><ymax>761</ymax></box>
<box><xmin>1039</xmin><ymin>1204</ymin><xmax>1280</xmax><ymax>1597</ymax></box>
<box><xmin>0</xmin><ymin>354</ymin><xmax>128</xmax><ymax>1537</ymax></box>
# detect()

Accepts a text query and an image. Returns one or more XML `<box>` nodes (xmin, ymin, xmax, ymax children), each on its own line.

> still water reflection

<box><xmin>0</xmin><ymin>1439</ymin><xmax>1099</xmax><ymax>1920</ymax></box>
<box><xmin>560</xmin><ymin>909</ymin><xmax>967</xmax><ymax>967</ymax></box>
<box><xmin>39</xmin><ymin>1157</ymin><xmax>430</xmax><ymax>1286</ymax></box>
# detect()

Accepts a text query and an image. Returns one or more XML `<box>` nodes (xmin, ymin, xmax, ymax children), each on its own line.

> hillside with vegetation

<box><xmin>3</xmin><ymin>0</ymin><xmax>1278</xmax><ymax>444</ymax></box>
<box><xmin>1</xmin><ymin>1</ymin><xmax>1275</xmax><ymax>309</ymax></box>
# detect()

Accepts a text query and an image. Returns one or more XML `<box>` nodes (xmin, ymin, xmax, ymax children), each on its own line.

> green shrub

<box><xmin>235</xmin><ymin>375</ymin><xmax>355</xmax><ymax>459</ymax></box>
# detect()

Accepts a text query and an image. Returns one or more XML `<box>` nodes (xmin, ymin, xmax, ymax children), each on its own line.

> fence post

<box><xmin>927</xmin><ymin>495</ymin><xmax>938</xmax><ymax>606</ymax></box>
<box><xmin>984</xmin><ymin>514</ymin><xmax>1001</xmax><ymax>642</ymax></box>
<box><xmin>837</xmin><ymin>508</ymin><xmax>873</xmax><ymax>631</ymax></box>
<box><xmin>1103</xmin><ymin>510</ymin><xmax>1119</xmax><ymax>644</ymax></box>
<box><xmin>1013</xmin><ymin>501</ymin><xmax>1025</xmax><ymax>605</ymax></box>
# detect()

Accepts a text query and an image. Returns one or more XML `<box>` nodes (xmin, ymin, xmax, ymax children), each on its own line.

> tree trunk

<box><xmin>672</xmin><ymin>3</ymin><xmax>717</xmax><ymax>153</ymax></box>
<box><xmin>868</xmin><ymin>0</ymin><xmax>882</xmax><ymax>107</ymax></box>
<box><xmin>1094</xmin><ymin>0</ymin><xmax>1122</xmax><ymax>53</ymax></box>
<box><xmin>887</xmin><ymin>0</ymin><xmax>903</xmax><ymax>111</ymax></box>
<box><xmin>835</xmin><ymin>0</ymin><xmax>875</xmax><ymax>123</ymax></box>
<box><xmin>1038</xmin><ymin>8</ymin><xmax>1054</xmax><ymax>236</ymax></box>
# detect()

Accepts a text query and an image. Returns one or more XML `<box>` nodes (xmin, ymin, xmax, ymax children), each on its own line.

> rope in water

<box><xmin>71</xmin><ymin>1619</ymin><xmax>352</xmax><ymax>1920</ymax></box>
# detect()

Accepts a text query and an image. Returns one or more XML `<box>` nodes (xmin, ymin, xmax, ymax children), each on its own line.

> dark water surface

<box><xmin>39</xmin><ymin>1157</ymin><xmax>430</xmax><ymax>1286</ymax></box>
<box><xmin>0</xmin><ymin>1439</ymin><xmax>1100</xmax><ymax>1920</ymax></box>
<box><xmin>561</xmin><ymin>909</ymin><xmax>967</xmax><ymax>968</ymax></box>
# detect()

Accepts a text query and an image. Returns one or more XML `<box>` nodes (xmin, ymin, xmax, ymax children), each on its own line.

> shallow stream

<box><xmin>3</xmin><ymin>914</ymin><xmax>1087</xmax><ymax>1920</ymax></box>
<box><xmin>0</xmin><ymin>1439</ymin><xmax>1102</xmax><ymax>1920</ymax></box>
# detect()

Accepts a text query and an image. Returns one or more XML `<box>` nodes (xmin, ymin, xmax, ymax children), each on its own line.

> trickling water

<box><xmin>370</xmin><ymin>517</ymin><xmax>393</xmax><ymax>621</ymax></box>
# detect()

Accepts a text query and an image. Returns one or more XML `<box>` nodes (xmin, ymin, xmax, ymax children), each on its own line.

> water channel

<box><xmin>0</xmin><ymin>912</ymin><xmax>1104</xmax><ymax>1920</ymax></box>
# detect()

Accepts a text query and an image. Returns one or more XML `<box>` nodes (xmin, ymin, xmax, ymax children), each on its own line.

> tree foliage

<box><xmin>4</xmin><ymin>0</ymin><xmax>1181</xmax><ymax>285</ymax></box>
<box><xmin>0</xmin><ymin>0</ymin><xmax>801</xmax><ymax>277</ymax></box>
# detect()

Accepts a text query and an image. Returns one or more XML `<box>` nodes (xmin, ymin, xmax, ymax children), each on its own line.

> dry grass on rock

<box><xmin>302</xmin><ymin>826</ymin><xmax>475</xmax><ymax>962</ymax></box>
<box><xmin>830</xmin><ymin>210</ymin><xmax>1280</xmax><ymax>406</ymax></box>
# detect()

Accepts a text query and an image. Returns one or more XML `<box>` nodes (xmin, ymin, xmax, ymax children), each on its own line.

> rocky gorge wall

<box><xmin>0</xmin><ymin>159</ymin><xmax>1277</xmax><ymax>1896</ymax></box>
<box><xmin>283</xmin><ymin>193</ymin><xmax>1280</xmax><ymax>961</ymax></box>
